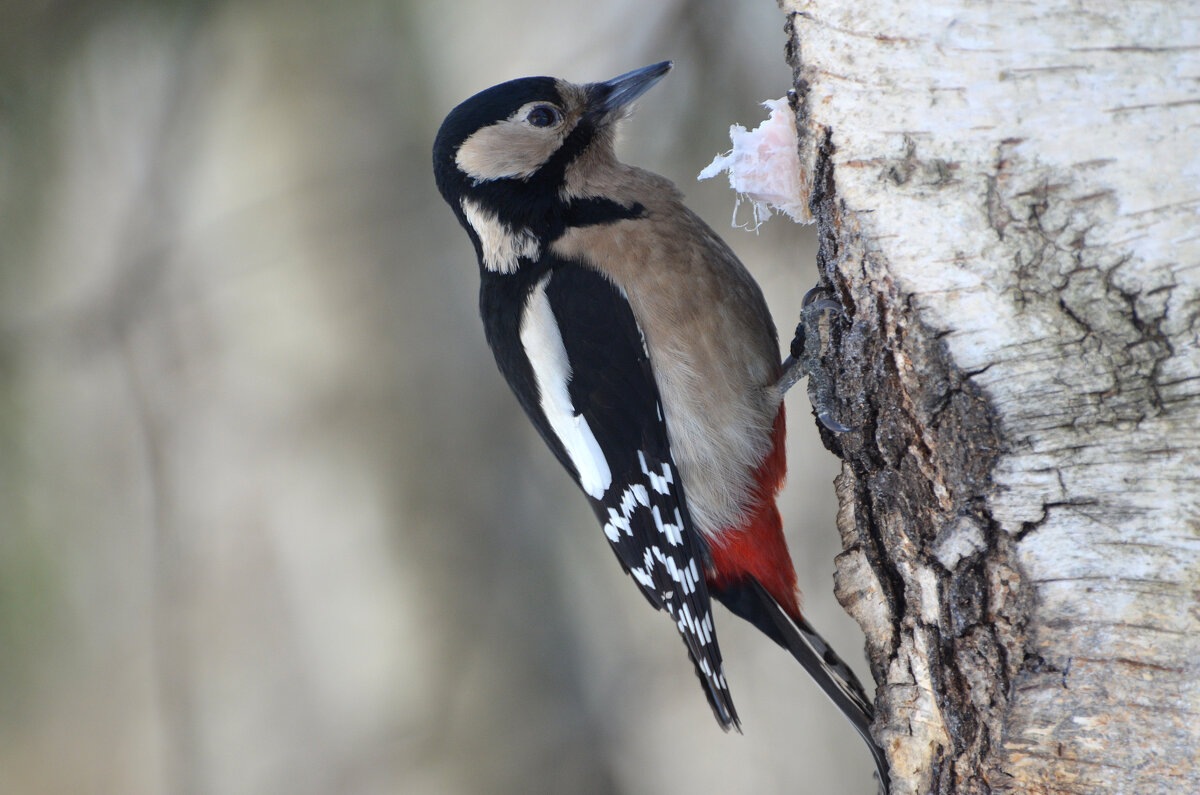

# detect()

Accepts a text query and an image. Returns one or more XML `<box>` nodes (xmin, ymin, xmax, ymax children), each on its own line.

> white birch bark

<box><xmin>778</xmin><ymin>1</ymin><xmax>1200</xmax><ymax>792</ymax></box>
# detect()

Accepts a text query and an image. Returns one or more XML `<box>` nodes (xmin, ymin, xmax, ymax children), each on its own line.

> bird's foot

<box><xmin>777</xmin><ymin>288</ymin><xmax>851</xmax><ymax>433</ymax></box>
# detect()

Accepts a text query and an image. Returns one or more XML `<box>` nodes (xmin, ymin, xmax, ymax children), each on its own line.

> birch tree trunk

<box><xmin>777</xmin><ymin>1</ymin><xmax>1200</xmax><ymax>792</ymax></box>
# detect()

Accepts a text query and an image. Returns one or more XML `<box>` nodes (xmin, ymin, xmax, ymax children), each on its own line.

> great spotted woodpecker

<box><xmin>433</xmin><ymin>62</ymin><xmax>888</xmax><ymax>788</ymax></box>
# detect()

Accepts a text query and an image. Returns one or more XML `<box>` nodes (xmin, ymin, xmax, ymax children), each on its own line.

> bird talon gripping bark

<box><xmin>779</xmin><ymin>293</ymin><xmax>852</xmax><ymax>433</ymax></box>
<box><xmin>434</xmin><ymin>61</ymin><xmax>886</xmax><ymax>791</ymax></box>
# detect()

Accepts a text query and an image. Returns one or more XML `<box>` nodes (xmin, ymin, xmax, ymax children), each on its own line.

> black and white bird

<box><xmin>432</xmin><ymin>61</ymin><xmax>888</xmax><ymax>789</ymax></box>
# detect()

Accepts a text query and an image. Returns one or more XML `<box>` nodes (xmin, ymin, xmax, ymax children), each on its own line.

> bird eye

<box><xmin>526</xmin><ymin>105</ymin><xmax>561</xmax><ymax>128</ymax></box>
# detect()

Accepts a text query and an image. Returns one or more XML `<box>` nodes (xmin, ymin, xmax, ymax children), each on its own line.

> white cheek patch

<box><xmin>520</xmin><ymin>277</ymin><xmax>612</xmax><ymax>498</ymax></box>
<box><xmin>454</xmin><ymin>106</ymin><xmax>570</xmax><ymax>183</ymax></box>
<box><xmin>460</xmin><ymin>197</ymin><xmax>540</xmax><ymax>274</ymax></box>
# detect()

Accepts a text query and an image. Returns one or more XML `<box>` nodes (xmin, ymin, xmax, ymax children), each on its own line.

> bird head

<box><xmin>433</xmin><ymin>62</ymin><xmax>672</xmax><ymax>244</ymax></box>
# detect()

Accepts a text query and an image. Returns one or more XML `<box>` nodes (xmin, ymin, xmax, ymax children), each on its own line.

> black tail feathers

<box><xmin>713</xmin><ymin>577</ymin><xmax>890</xmax><ymax>792</ymax></box>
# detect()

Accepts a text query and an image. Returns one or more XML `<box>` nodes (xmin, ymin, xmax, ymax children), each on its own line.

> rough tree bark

<box><xmin>777</xmin><ymin>1</ymin><xmax>1200</xmax><ymax>793</ymax></box>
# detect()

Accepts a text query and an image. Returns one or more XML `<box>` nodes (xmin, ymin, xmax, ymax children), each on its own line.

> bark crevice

<box><xmin>789</xmin><ymin>18</ymin><xmax>1032</xmax><ymax>789</ymax></box>
<box><xmin>782</xmin><ymin>1</ymin><xmax>1200</xmax><ymax>792</ymax></box>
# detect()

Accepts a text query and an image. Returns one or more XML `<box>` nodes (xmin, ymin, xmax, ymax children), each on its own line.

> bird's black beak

<box><xmin>587</xmin><ymin>61</ymin><xmax>673</xmax><ymax>119</ymax></box>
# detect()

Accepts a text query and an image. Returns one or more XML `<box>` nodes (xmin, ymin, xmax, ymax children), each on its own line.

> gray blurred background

<box><xmin>0</xmin><ymin>1</ymin><xmax>873</xmax><ymax>793</ymax></box>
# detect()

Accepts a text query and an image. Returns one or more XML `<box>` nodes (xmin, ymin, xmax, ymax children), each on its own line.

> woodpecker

<box><xmin>433</xmin><ymin>62</ymin><xmax>888</xmax><ymax>788</ymax></box>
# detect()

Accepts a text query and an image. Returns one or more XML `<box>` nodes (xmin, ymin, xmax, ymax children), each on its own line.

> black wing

<box><xmin>486</xmin><ymin>260</ymin><xmax>739</xmax><ymax>730</ymax></box>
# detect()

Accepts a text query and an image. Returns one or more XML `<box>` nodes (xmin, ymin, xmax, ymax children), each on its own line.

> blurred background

<box><xmin>0</xmin><ymin>1</ymin><xmax>874</xmax><ymax>793</ymax></box>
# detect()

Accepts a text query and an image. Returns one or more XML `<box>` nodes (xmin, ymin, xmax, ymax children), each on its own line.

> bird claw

<box><xmin>778</xmin><ymin>289</ymin><xmax>853</xmax><ymax>433</ymax></box>
<box><xmin>803</xmin><ymin>298</ymin><xmax>845</xmax><ymax>319</ymax></box>
<box><xmin>816</xmin><ymin>410</ymin><xmax>853</xmax><ymax>434</ymax></box>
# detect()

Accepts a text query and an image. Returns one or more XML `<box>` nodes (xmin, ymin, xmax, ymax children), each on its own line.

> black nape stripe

<box><xmin>463</xmin><ymin>177</ymin><xmax>644</xmax><ymax>244</ymax></box>
<box><xmin>565</xmin><ymin>199</ymin><xmax>645</xmax><ymax>229</ymax></box>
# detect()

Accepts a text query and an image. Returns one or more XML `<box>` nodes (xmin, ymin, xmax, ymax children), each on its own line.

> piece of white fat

<box><xmin>698</xmin><ymin>96</ymin><xmax>811</xmax><ymax>227</ymax></box>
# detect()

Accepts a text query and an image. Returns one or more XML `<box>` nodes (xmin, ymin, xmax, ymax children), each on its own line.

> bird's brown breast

<box><xmin>552</xmin><ymin>172</ymin><xmax>782</xmax><ymax>539</ymax></box>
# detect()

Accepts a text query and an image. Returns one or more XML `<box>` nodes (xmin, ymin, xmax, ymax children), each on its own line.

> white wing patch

<box><xmin>460</xmin><ymin>197</ymin><xmax>540</xmax><ymax>274</ymax></box>
<box><xmin>520</xmin><ymin>277</ymin><xmax>612</xmax><ymax>498</ymax></box>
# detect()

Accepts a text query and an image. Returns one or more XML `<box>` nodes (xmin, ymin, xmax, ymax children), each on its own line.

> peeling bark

<box><xmin>780</xmin><ymin>2</ymin><xmax>1200</xmax><ymax>792</ymax></box>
